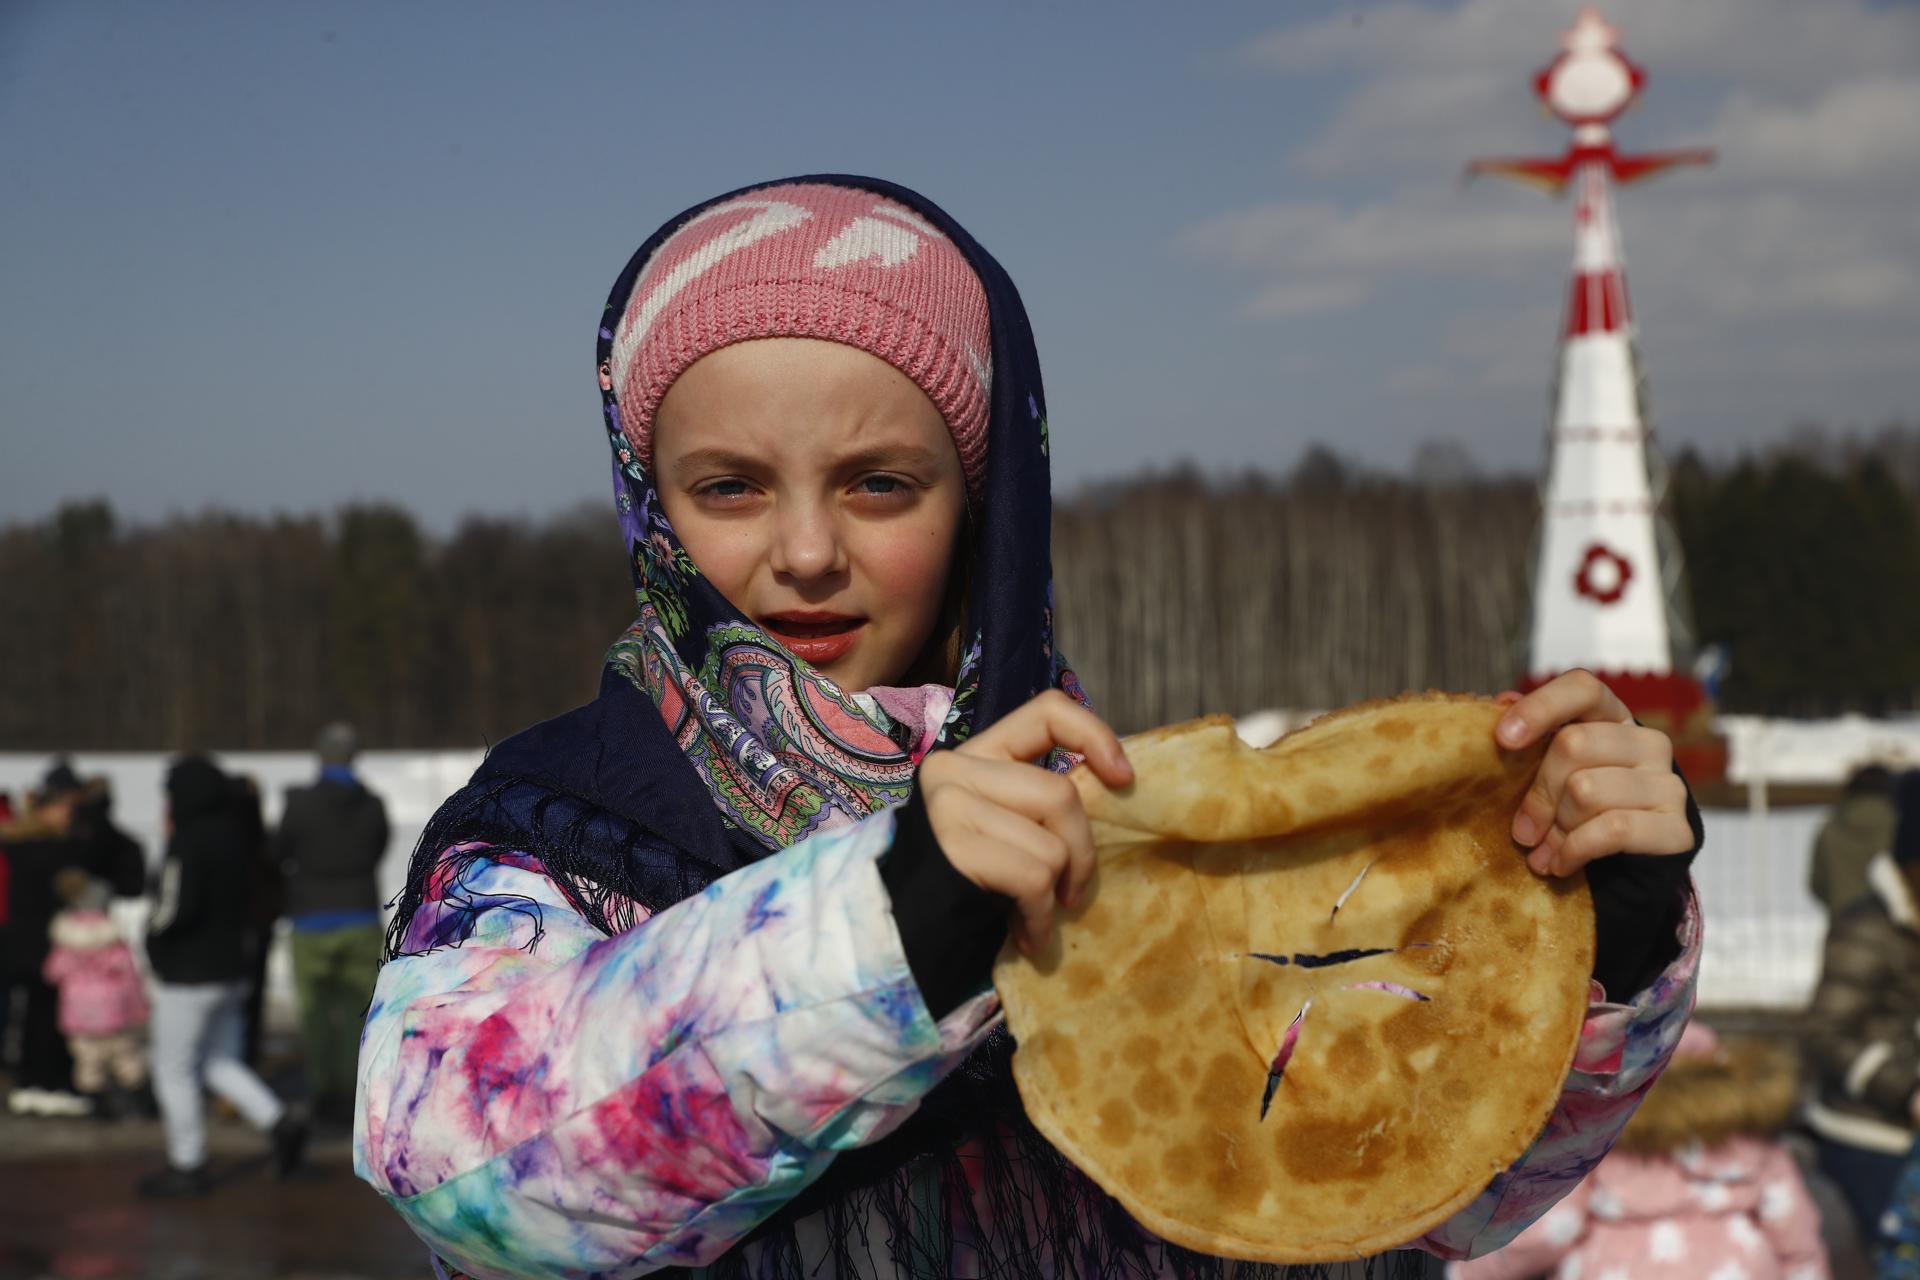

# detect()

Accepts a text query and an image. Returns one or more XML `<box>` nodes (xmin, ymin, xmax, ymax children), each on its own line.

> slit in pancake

<box><xmin>1341</xmin><ymin>980</ymin><xmax>1430</xmax><ymax>1002</ymax></box>
<box><xmin>1260</xmin><ymin>996</ymin><xmax>1312</xmax><ymax>1121</ymax></box>
<box><xmin>1244</xmin><ymin>946</ymin><xmax>1396</xmax><ymax>969</ymax></box>
<box><xmin>1328</xmin><ymin>859</ymin><xmax>1375</xmax><ymax>924</ymax></box>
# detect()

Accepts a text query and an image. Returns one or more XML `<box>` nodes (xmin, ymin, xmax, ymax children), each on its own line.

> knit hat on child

<box><xmin>607</xmin><ymin>182</ymin><xmax>993</xmax><ymax>495</ymax></box>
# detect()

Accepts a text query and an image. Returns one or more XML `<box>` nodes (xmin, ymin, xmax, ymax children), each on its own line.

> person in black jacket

<box><xmin>0</xmin><ymin>763</ymin><xmax>92</xmax><ymax>1116</ymax></box>
<box><xmin>141</xmin><ymin>754</ymin><xmax>306</xmax><ymax>1197</ymax></box>
<box><xmin>275</xmin><ymin>722</ymin><xmax>389</xmax><ymax>1129</ymax></box>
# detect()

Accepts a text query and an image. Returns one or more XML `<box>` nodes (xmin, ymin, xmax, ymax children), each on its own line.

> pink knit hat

<box><xmin>609</xmin><ymin>183</ymin><xmax>993</xmax><ymax>492</ymax></box>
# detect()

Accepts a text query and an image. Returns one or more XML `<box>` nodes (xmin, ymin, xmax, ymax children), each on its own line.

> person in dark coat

<box><xmin>1</xmin><ymin>762</ymin><xmax>94</xmax><ymax>1116</ymax></box>
<box><xmin>141</xmin><ymin>754</ymin><xmax>305</xmax><ymax>1197</ymax></box>
<box><xmin>1807</xmin><ymin>771</ymin><xmax>1920</xmax><ymax>1238</ymax></box>
<box><xmin>274</xmin><ymin>722</ymin><xmax>388</xmax><ymax>1129</ymax></box>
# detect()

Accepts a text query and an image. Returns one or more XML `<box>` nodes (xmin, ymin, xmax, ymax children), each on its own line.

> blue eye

<box><xmin>857</xmin><ymin>475</ymin><xmax>906</xmax><ymax>495</ymax></box>
<box><xmin>700</xmin><ymin>479</ymin><xmax>752</xmax><ymax>499</ymax></box>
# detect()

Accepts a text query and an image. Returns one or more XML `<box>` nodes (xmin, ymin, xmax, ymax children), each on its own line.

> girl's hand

<box><xmin>917</xmin><ymin>690</ymin><xmax>1132</xmax><ymax>955</ymax></box>
<box><xmin>1495</xmin><ymin>669</ymin><xmax>1694</xmax><ymax>877</ymax></box>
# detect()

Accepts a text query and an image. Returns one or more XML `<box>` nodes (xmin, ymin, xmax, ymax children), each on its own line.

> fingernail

<box><xmin>1528</xmin><ymin>849</ymin><xmax>1551</xmax><ymax>875</ymax></box>
<box><xmin>1498</xmin><ymin>715</ymin><xmax>1526</xmax><ymax>747</ymax></box>
<box><xmin>1512</xmin><ymin>812</ymin><xmax>1539</xmax><ymax>845</ymax></box>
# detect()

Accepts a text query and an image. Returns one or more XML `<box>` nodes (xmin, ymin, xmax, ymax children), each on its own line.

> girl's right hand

<box><xmin>916</xmin><ymin>690</ymin><xmax>1133</xmax><ymax>955</ymax></box>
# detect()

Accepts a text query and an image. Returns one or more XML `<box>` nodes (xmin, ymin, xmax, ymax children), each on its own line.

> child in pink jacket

<box><xmin>42</xmin><ymin>868</ymin><xmax>150</xmax><ymax>1114</ymax></box>
<box><xmin>1454</xmin><ymin>1023</ymin><xmax>1829</xmax><ymax>1280</ymax></box>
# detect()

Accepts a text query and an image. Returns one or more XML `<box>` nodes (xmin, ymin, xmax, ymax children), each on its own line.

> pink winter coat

<box><xmin>41</xmin><ymin>908</ymin><xmax>149</xmax><ymax>1038</ymax></box>
<box><xmin>1454</xmin><ymin>1028</ymin><xmax>1829</xmax><ymax>1280</ymax></box>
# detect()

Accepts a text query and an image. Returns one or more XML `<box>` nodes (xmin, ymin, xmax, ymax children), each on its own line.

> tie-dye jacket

<box><xmin>355</xmin><ymin>806</ymin><xmax>1700</xmax><ymax>1280</ymax></box>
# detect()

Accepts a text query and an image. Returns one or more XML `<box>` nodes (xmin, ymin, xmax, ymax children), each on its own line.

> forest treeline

<box><xmin>6</xmin><ymin>429</ymin><xmax>1918</xmax><ymax>750</ymax></box>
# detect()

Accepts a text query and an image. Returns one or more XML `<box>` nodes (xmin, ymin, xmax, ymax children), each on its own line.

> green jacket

<box><xmin>1809</xmin><ymin>793</ymin><xmax>1897</xmax><ymax>913</ymax></box>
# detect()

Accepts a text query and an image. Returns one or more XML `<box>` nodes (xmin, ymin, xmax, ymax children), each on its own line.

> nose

<box><xmin>768</xmin><ymin>497</ymin><xmax>847</xmax><ymax>583</ymax></box>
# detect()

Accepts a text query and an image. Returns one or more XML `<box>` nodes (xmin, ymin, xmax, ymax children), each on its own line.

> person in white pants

<box><xmin>149</xmin><ymin>982</ymin><xmax>286</xmax><ymax>1171</ymax></box>
<box><xmin>141</xmin><ymin>755</ymin><xmax>305</xmax><ymax>1197</ymax></box>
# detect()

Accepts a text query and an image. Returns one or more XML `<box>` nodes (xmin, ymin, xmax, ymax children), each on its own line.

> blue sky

<box><xmin>4</xmin><ymin>0</ymin><xmax>1915</xmax><ymax>530</ymax></box>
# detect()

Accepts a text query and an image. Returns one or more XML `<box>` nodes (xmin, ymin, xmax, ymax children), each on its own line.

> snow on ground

<box><xmin>2</xmin><ymin>718</ymin><xmax>1896</xmax><ymax>1013</ymax></box>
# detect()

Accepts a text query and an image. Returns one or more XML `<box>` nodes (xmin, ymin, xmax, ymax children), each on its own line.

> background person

<box><xmin>1806</xmin><ymin>770</ymin><xmax>1920</xmax><ymax>1241</ymax></box>
<box><xmin>41</xmin><ymin>867</ymin><xmax>149</xmax><ymax>1118</ymax></box>
<box><xmin>274</xmin><ymin>721</ymin><xmax>388</xmax><ymax>1129</ymax></box>
<box><xmin>1451</xmin><ymin>1023</ymin><xmax>1829</xmax><ymax>1280</ymax></box>
<box><xmin>1</xmin><ymin>762</ymin><xmax>94</xmax><ymax>1116</ymax></box>
<box><xmin>142</xmin><ymin>754</ymin><xmax>305</xmax><ymax>1197</ymax></box>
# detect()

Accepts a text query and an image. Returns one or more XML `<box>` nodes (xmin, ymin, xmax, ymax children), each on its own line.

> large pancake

<box><xmin>991</xmin><ymin>693</ymin><xmax>1594</xmax><ymax>1262</ymax></box>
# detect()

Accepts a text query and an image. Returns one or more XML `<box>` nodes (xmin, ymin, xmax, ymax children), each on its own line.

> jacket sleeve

<box><xmin>1413</xmin><ymin>886</ymin><xmax>1701</xmax><ymax>1259</ymax></box>
<box><xmin>147</xmin><ymin>853</ymin><xmax>206</xmax><ymax>938</ymax></box>
<box><xmin>354</xmin><ymin>806</ymin><xmax>1000</xmax><ymax>1280</ymax></box>
<box><xmin>1443</xmin><ymin>1178</ymin><xmax>1590</xmax><ymax>1280</ymax></box>
<box><xmin>42</xmin><ymin>945</ymin><xmax>73</xmax><ymax>984</ymax></box>
<box><xmin>1752</xmin><ymin>1142</ymin><xmax>1832</xmax><ymax>1279</ymax></box>
<box><xmin>271</xmin><ymin>795</ymin><xmax>299</xmax><ymax>875</ymax></box>
<box><xmin>1807</xmin><ymin>908</ymin><xmax>1918</xmax><ymax>1120</ymax></box>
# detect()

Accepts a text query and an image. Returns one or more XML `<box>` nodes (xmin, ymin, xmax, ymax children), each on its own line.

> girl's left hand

<box><xmin>1494</xmin><ymin>669</ymin><xmax>1694</xmax><ymax>877</ymax></box>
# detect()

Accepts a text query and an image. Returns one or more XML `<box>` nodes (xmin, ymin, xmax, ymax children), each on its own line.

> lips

<box><xmin>760</xmin><ymin>612</ymin><xmax>865</xmax><ymax>666</ymax></box>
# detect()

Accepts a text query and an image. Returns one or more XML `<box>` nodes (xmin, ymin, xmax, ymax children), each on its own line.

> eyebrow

<box><xmin>667</xmin><ymin>444</ymin><xmax>947</xmax><ymax>475</ymax></box>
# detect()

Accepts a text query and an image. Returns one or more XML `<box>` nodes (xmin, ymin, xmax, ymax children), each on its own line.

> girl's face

<box><xmin>653</xmin><ymin>337</ymin><xmax>968</xmax><ymax>694</ymax></box>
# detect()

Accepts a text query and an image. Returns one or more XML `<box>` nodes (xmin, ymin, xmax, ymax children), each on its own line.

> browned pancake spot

<box><xmin>1026</xmin><ymin>1029</ymin><xmax>1081</xmax><ymax>1091</ymax></box>
<box><xmin>1193</xmin><ymin>1051</ymin><xmax>1245</xmax><ymax>1117</ymax></box>
<box><xmin>1374</xmin><ymin>717</ymin><xmax>1415</xmax><ymax>742</ymax></box>
<box><xmin>1327</xmin><ymin>1027</ymin><xmax>1377</xmax><ymax>1080</ymax></box>
<box><xmin>1365</xmin><ymin>752</ymin><xmax>1393</xmax><ymax>776</ymax></box>
<box><xmin>1122</xmin><ymin>1033</ymin><xmax>1158</xmax><ymax>1067</ymax></box>
<box><xmin>1096</xmin><ymin>1098</ymin><xmax>1136</xmax><ymax>1146</ymax></box>
<box><xmin>1133</xmin><ymin>968</ymin><xmax>1184</xmax><ymax>1016</ymax></box>
<box><xmin>1203</xmin><ymin>1124</ymin><xmax>1267</xmax><ymax>1212</ymax></box>
<box><xmin>1161</xmin><ymin>1141</ymin><xmax>1202</xmax><ymax>1189</ymax></box>
<box><xmin>1382</xmin><ymin>1000</ymin><xmax>1443</xmax><ymax>1054</ymax></box>
<box><xmin>1063</xmin><ymin>961</ymin><xmax>1105</xmax><ymax>999</ymax></box>
<box><xmin>1275</xmin><ymin>1114</ymin><xmax>1398</xmax><ymax>1182</ymax></box>
<box><xmin>1134</xmin><ymin>1066</ymin><xmax>1179</xmax><ymax>1117</ymax></box>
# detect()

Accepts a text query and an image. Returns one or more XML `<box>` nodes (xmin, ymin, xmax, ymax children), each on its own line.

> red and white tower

<box><xmin>1470</xmin><ymin>9</ymin><xmax>1723</xmax><ymax>778</ymax></box>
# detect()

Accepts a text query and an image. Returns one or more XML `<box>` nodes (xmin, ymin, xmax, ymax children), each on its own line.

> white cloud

<box><xmin>1180</xmin><ymin>188</ymin><xmax>1567</xmax><ymax>316</ymax></box>
<box><xmin>1712</xmin><ymin>77</ymin><xmax>1920</xmax><ymax>183</ymax></box>
<box><xmin>1246</xmin><ymin>277</ymin><xmax>1371</xmax><ymax>317</ymax></box>
<box><xmin>1192</xmin><ymin>0</ymin><xmax>1920</xmax><ymax>430</ymax></box>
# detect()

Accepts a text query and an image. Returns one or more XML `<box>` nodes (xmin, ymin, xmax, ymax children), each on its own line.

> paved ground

<box><xmin>0</xmin><ymin>1107</ymin><xmax>425</xmax><ymax>1280</ymax></box>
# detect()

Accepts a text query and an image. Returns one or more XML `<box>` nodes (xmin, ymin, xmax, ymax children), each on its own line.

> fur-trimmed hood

<box><xmin>1614</xmin><ymin>1037</ymin><xmax>1799</xmax><ymax>1155</ymax></box>
<box><xmin>49</xmin><ymin>907</ymin><xmax>125</xmax><ymax>953</ymax></box>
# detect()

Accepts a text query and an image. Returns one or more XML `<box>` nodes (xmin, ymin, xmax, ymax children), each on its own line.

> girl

<box><xmin>1450</xmin><ymin>1023</ymin><xmax>1829</xmax><ymax>1280</ymax></box>
<box><xmin>41</xmin><ymin>867</ymin><xmax>149</xmax><ymax>1117</ymax></box>
<box><xmin>355</xmin><ymin>176</ymin><xmax>1702</xmax><ymax>1280</ymax></box>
